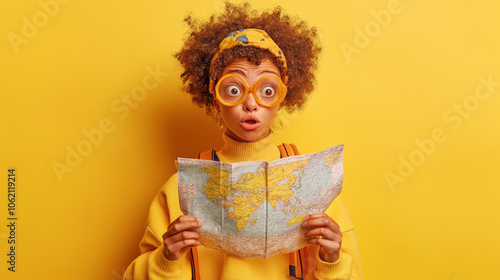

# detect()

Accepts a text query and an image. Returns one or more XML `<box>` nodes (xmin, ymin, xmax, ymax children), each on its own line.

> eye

<box><xmin>226</xmin><ymin>85</ymin><xmax>242</xmax><ymax>96</ymax></box>
<box><xmin>261</xmin><ymin>86</ymin><xmax>275</xmax><ymax>97</ymax></box>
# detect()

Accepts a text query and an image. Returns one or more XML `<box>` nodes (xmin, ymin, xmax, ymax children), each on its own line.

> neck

<box><xmin>216</xmin><ymin>131</ymin><xmax>280</xmax><ymax>163</ymax></box>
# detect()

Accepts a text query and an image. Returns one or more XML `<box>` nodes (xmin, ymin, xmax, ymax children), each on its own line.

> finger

<box><xmin>168</xmin><ymin>215</ymin><xmax>200</xmax><ymax>228</ymax></box>
<box><xmin>304</xmin><ymin>213</ymin><xmax>327</xmax><ymax>221</ymax></box>
<box><xmin>165</xmin><ymin>219</ymin><xmax>202</xmax><ymax>238</ymax></box>
<box><xmin>302</xmin><ymin>216</ymin><xmax>340</xmax><ymax>232</ymax></box>
<box><xmin>165</xmin><ymin>230</ymin><xmax>201</xmax><ymax>246</ymax></box>
<box><xmin>166</xmin><ymin>238</ymin><xmax>201</xmax><ymax>254</ymax></box>
<box><xmin>304</xmin><ymin>227</ymin><xmax>340</xmax><ymax>241</ymax></box>
<box><xmin>165</xmin><ymin>239</ymin><xmax>201</xmax><ymax>261</ymax></box>
<box><xmin>306</xmin><ymin>237</ymin><xmax>341</xmax><ymax>253</ymax></box>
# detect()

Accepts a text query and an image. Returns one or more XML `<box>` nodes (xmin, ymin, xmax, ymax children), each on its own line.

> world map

<box><xmin>177</xmin><ymin>145</ymin><xmax>343</xmax><ymax>258</ymax></box>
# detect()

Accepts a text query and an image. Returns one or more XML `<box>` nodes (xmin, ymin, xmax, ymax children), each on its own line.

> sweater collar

<box><xmin>216</xmin><ymin>131</ymin><xmax>280</xmax><ymax>163</ymax></box>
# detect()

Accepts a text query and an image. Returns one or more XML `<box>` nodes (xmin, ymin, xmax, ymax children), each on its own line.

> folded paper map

<box><xmin>177</xmin><ymin>145</ymin><xmax>343</xmax><ymax>258</ymax></box>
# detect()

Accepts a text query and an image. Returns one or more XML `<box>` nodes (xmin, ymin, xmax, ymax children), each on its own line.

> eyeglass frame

<box><xmin>213</xmin><ymin>74</ymin><xmax>287</xmax><ymax>107</ymax></box>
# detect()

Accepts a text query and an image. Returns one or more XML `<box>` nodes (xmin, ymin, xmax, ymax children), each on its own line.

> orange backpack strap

<box><xmin>198</xmin><ymin>149</ymin><xmax>217</xmax><ymax>161</ymax></box>
<box><xmin>289</xmin><ymin>247</ymin><xmax>308</xmax><ymax>279</ymax></box>
<box><xmin>278</xmin><ymin>143</ymin><xmax>299</xmax><ymax>158</ymax></box>
<box><xmin>189</xmin><ymin>247</ymin><xmax>201</xmax><ymax>280</ymax></box>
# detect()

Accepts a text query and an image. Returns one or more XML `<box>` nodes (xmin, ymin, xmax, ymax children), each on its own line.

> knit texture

<box><xmin>217</xmin><ymin>131</ymin><xmax>281</xmax><ymax>163</ymax></box>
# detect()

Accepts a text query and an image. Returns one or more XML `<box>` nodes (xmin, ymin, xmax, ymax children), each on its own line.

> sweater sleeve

<box><xmin>312</xmin><ymin>196</ymin><xmax>364</xmax><ymax>280</ymax></box>
<box><xmin>124</xmin><ymin>174</ymin><xmax>189</xmax><ymax>280</ymax></box>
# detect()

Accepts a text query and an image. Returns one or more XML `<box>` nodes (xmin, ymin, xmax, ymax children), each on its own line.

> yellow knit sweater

<box><xmin>124</xmin><ymin>132</ymin><xmax>363</xmax><ymax>279</ymax></box>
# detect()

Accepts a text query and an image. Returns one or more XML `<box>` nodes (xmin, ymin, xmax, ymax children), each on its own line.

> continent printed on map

<box><xmin>202</xmin><ymin>165</ymin><xmax>267</xmax><ymax>231</ymax></box>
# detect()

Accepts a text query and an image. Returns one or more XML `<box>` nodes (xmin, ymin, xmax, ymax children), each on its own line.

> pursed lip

<box><xmin>240</xmin><ymin>115</ymin><xmax>261</xmax><ymax>130</ymax></box>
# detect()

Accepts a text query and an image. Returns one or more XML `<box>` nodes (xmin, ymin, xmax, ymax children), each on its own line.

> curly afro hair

<box><xmin>175</xmin><ymin>2</ymin><xmax>321</xmax><ymax>115</ymax></box>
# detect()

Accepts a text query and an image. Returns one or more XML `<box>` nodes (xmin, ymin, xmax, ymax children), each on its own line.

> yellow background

<box><xmin>1</xmin><ymin>0</ymin><xmax>499</xmax><ymax>279</ymax></box>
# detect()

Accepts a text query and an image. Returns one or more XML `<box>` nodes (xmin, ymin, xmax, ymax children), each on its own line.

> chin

<box><xmin>226</xmin><ymin>125</ymin><xmax>270</xmax><ymax>142</ymax></box>
<box><xmin>239</xmin><ymin>130</ymin><xmax>268</xmax><ymax>142</ymax></box>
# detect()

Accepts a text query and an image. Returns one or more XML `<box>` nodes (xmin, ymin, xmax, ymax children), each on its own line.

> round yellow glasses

<box><xmin>214</xmin><ymin>74</ymin><xmax>287</xmax><ymax>107</ymax></box>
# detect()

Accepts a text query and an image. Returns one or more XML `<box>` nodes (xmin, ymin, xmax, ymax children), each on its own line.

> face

<box><xmin>217</xmin><ymin>59</ymin><xmax>282</xmax><ymax>143</ymax></box>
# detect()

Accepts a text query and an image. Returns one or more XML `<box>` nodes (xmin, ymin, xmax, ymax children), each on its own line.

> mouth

<box><xmin>240</xmin><ymin>116</ymin><xmax>261</xmax><ymax>130</ymax></box>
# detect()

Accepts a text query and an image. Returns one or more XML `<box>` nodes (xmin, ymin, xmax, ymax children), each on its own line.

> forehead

<box><xmin>222</xmin><ymin>59</ymin><xmax>280</xmax><ymax>78</ymax></box>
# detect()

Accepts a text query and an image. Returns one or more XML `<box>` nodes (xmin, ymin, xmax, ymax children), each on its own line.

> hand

<box><xmin>162</xmin><ymin>215</ymin><xmax>203</xmax><ymax>261</ymax></box>
<box><xmin>302</xmin><ymin>213</ymin><xmax>342</xmax><ymax>263</ymax></box>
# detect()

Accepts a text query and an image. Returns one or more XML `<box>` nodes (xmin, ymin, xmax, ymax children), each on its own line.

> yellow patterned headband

<box><xmin>209</xmin><ymin>29</ymin><xmax>288</xmax><ymax>94</ymax></box>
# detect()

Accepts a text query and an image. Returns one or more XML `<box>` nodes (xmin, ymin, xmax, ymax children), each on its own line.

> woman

<box><xmin>125</xmin><ymin>3</ymin><xmax>363</xmax><ymax>279</ymax></box>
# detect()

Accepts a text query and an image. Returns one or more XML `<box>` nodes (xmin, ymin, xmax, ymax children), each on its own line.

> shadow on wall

<box><xmin>115</xmin><ymin>84</ymin><xmax>224</xmax><ymax>275</ymax></box>
<box><xmin>151</xmin><ymin>91</ymin><xmax>224</xmax><ymax>176</ymax></box>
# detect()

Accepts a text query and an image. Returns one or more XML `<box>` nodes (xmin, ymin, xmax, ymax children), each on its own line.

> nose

<box><xmin>242</xmin><ymin>92</ymin><xmax>258</xmax><ymax>112</ymax></box>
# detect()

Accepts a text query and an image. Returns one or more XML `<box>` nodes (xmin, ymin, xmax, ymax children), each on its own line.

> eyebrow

<box><xmin>225</xmin><ymin>69</ymin><xmax>280</xmax><ymax>77</ymax></box>
<box><xmin>225</xmin><ymin>69</ymin><xmax>247</xmax><ymax>76</ymax></box>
